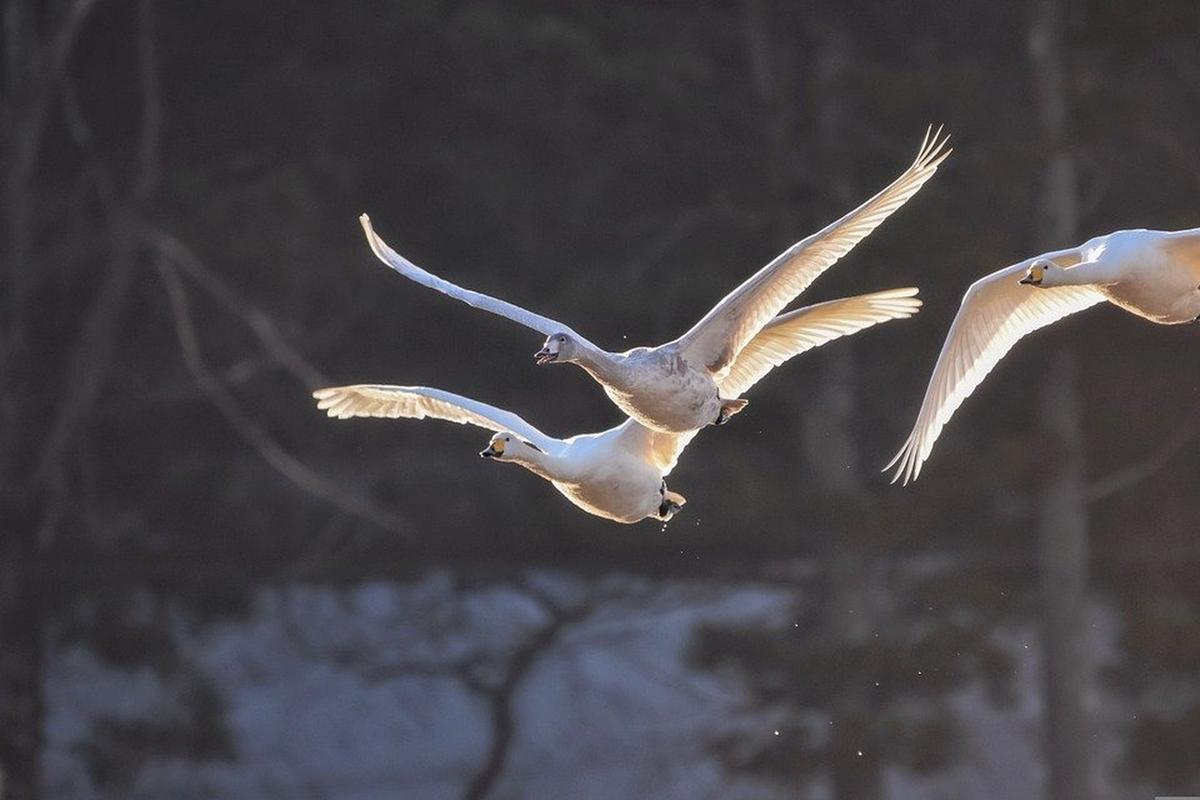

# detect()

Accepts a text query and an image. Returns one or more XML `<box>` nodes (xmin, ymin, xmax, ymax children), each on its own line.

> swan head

<box><xmin>1019</xmin><ymin>258</ymin><xmax>1059</xmax><ymax>287</ymax></box>
<box><xmin>479</xmin><ymin>432</ymin><xmax>542</xmax><ymax>461</ymax></box>
<box><xmin>534</xmin><ymin>333</ymin><xmax>577</xmax><ymax>365</ymax></box>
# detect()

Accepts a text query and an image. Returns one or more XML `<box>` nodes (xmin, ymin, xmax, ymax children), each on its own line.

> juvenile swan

<box><xmin>316</xmin><ymin>289</ymin><xmax>921</xmax><ymax>523</ymax></box>
<box><xmin>888</xmin><ymin>228</ymin><xmax>1200</xmax><ymax>485</ymax></box>
<box><xmin>359</xmin><ymin>128</ymin><xmax>948</xmax><ymax>434</ymax></box>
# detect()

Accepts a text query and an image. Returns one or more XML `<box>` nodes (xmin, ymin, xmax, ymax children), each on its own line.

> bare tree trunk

<box><xmin>1028</xmin><ymin>1</ymin><xmax>1098</xmax><ymax>798</ymax></box>
<box><xmin>0</xmin><ymin>5</ymin><xmax>104</xmax><ymax>797</ymax></box>
<box><xmin>744</xmin><ymin>3</ymin><xmax>881</xmax><ymax>796</ymax></box>
<box><xmin>0</xmin><ymin>530</ymin><xmax>44</xmax><ymax>800</ymax></box>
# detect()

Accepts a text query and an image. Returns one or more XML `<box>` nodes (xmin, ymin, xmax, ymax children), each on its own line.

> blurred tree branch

<box><xmin>143</xmin><ymin>228</ymin><xmax>328</xmax><ymax>389</ymax></box>
<box><xmin>2</xmin><ymin>0</ymin><xmax>101</xmax><ymax>351</ymax></box>
<box><xmin>1</xmin><ymin>4</ymin><xmax>106</xmax><ymax>798</ymax></box>
<box><xmin>155</xmin><ymin>255</ymin><xmax>414</xmax><ymax>538</ymax></box>
<box><xmin>284</xmin><ymin>575</ymin><xmax>632</xmax><ymax>800</ymax></box>
<box><xmin>1086</xmin><ymin>420</ymin><xmax>1199</xmax><ymax>504</ymax></box>
<box><xmin>31</xmin><ymin>0</ymin><xmax>161</xmax><ymax>549</ymax></box>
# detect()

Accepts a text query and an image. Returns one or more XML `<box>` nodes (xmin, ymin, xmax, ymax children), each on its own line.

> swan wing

<box><xmin>673</xmin><ymin>128</ymin><xmax>949</xmax><ymax>373</ymax></box>
<box><xmin>886</xmin><ymin>257</ymin><xmax>1105</xmax><ymax>485</ymax></box>
<box><xmin>611</xmin><ymin>420</ymin><xmax>698</xmax><ymax>477</ymax></box>
<box><xmin>313</xmin><ymin>384</ymin><xmax>564</xmax><ymax>455</ymax></box>
<box><xmin>717</xmin><ymin>288</ymin><xmax>921</xmax><ymax>399</ymax></box>
<box><xmin>360</xmin><ymin>214</ymin><xmax>597</xmax><ymax>347</ymax></box>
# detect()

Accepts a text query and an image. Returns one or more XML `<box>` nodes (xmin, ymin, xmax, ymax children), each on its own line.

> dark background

<box><xmin>3</xmin><ymin>1</ymin><xmax>1199</xmax><ymax>798</ymax></box>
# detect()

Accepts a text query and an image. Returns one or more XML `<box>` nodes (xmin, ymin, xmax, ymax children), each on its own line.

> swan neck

<box><xmin>575</xmin><ymin>346</ymin><xmax>626</xmax><ymax>386</ymax></box>
<box><xmin>511</xmin><ymin>448</ymin><xmax>566</xmax><ymax>482</ymax></box>
<box><xmin>1052</xmin><ymin>258</ymin><xmax>1117</xmax><ymax>287</ymax></box>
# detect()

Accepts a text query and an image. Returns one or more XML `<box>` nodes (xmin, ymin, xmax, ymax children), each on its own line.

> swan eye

<box><xmin>558</xmin><ymin>335</ymin><xmax>566</xmax><ymax>342</ymax></box>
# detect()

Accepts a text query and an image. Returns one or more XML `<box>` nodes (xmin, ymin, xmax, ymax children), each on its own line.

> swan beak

<box><xmin>1018</xmin><ymin>275</ymin><xmax>1036</xmax><ymax>285</ymax></box>
<box><xmin>479</xmin><ymin>445</ymin><xmax>499</xmax><ymax>458</ymax></box>
<box><xmin>534</xmin><ymin>347</ymin><xmax>557</xmax><ymax>365</ymax></box>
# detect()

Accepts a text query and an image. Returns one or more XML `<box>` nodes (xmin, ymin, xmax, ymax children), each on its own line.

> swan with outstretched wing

<box><xmin>316</xmin><ymin>289</ymin><xmax>921</xmax><ymax>523</ymax></box>
<box><xmin>888</xmin><ymin>227</ymin><xmax>1200</xmax><ymax>485</ymax></box>
<box><xmin>359</xmin><ymin>128</ymin><xmax>948</xmax><ymax>434</ymax></box>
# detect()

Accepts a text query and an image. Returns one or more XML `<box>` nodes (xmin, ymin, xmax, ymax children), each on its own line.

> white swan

<box><xmin>888</xmin><ymin>228</ymin><xmax>1200</xmax><ymax>485</ymax></box>
<box><xmin>358</xmin><ymin>128</ymin><xmax>948</xmax><ymax>434</ymax></box>
<box><xmin>316</xmin><ymin>288</ymin><xmax>922</xmax><ymax>523</ymax></box>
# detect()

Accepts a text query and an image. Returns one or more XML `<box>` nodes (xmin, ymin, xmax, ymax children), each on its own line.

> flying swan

<box><xmin>887</xmin><ymin>227</ymin><xmax>1200</xmax><ymax>485</ymax></box>
<box><xmin>316</xmin><ymin>289</ymin><xmax>922</xmax><ymax>523</ymax></box>
<box><xmin>358</xmin><ymin>128</ymin><xmax>949</xmax><ymax>434</ymax></box>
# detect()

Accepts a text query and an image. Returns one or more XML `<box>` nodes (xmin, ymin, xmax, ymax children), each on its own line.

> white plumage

<box><xmin>359</xmin><ymin>128</ymin><xmax>948</xmax><ymax>433</ymax></box>
<box><xmin>888</xmin><ymin>228</ymin><xmax>1200</xmax><ymax>485</ymax></box>
<box><xmin>315</xmin><ymin>289</ymin><xmax>920</xmax><ymax>523</ymax></box>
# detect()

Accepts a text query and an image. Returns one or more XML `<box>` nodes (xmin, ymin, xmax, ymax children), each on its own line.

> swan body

<box><xmin>359</xmin><ymin>128</ymin><xmax>948</xmax><ymax>433</ymax></box>
<box><xmin>589</xmin><ymin>347</ymin><xmax>726</xmax><ymax>434</ymax></box>
<box><xmin>314</xmin><ymin>386</ymin><xmax>694</xmax><ymax>524</ymax></box>
<box><xmin>317</xmin><ymin>288</ymin><xmax>922</xmax><ymax>523</ymax></box>
<box><xmin>888</xmin><ymin>227</ymin><xmax>1200</xmax><ymax>485</ymax></box>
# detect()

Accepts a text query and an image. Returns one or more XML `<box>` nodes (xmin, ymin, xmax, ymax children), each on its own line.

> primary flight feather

<box><xmin>317</xmin><ymin>288</ymin><xmax>921</xmax><ymax>523</ymax></box>
<box><xmin>360</xmin><ymin>127</ymin><xmax>949</xmax><ymax>434</ymax></box>
<box><xmin>888</xmin><ymin>227</ymin><xmax>1200</xmax><ymax>485</ymax></box>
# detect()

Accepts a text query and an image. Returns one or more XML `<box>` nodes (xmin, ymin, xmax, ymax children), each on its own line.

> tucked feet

<box><xmin>714</xmin><ymin>398</ymin><xmax>749</xmax><ymax>426</ymax></box>
<box><xmin>657</xmin><ymin>482</ymin><xmax>686</xmax><ymax>520</ymax></box>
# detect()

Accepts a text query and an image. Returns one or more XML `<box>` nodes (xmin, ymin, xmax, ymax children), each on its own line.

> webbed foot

<box><xmin>657</xmin><ymin>484</ymin><xmax>687</xmax><ymax>520</ymax></box>
<box><xmin>714</xmin><ymin>398</ymin><xmax>749</xmax><ymax>426</ymax></box>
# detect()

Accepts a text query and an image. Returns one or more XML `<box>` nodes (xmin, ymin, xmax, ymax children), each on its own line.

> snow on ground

<box><xmin>42</xmin><ymin>568</ymin><xmax>1096</xmax><ymax>799</ymax></box>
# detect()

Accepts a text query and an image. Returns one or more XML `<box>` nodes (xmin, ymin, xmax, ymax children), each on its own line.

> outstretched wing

<box><xmin>313</xmin><ymin>384</ymin><xmax>564</xmax><ymax>455</ymax></box>
<box><xmin>717</xmin><ymin>288</ymin><xmax>922</xmax><ymax>399</ymax></box>
<box><xmin>360</xmin><ymin>214</ymin><xmax>597</xmax><ymax>347</ymax></box>
<box><xmin>674</xmin><ymin>127</ymin><xmax>949</xmax><ymax>373</ymax></box>
<box><xmin>886</xmin><ymin>255</ymin><xmax>1105</xmax><ymax>485</ymax></box>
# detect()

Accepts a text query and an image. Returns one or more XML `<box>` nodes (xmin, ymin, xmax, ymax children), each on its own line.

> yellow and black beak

<box><xmin>479</xmin><ymin>439</ymin><xmax>506</xmax><ymax>459</ymax></box>
<box><xmin>1019</xmin><ymin>264</ymin><xmax>1046</xmax><ymax>286</ymax></box>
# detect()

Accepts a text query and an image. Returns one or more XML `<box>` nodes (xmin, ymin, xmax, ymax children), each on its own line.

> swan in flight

<box><xmin>358</xmin><ymin>128</ymin><xmax>948</xmax><ymax>434</ymax></box>
<box><xmin>316</xmin><ymin>288</ymin><xmax>921</xmax><ymax>523</ymax></box>
<box><xmin>888</xmin><ymin>227</ymin><xmax>1200</xmax><ymax>485</ymax></box>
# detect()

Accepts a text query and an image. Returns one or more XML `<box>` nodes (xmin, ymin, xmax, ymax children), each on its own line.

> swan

<box><xmin>358</xmin><ymin>128</ymin><xmax>948</xmax><ymax>434</ymax></box>
<box><xmin>316</xmin><ymin>288</ymin><xmax>922</xmax><ymax>523</ymax></box>
<box><xmin>887</xmin><ymin>227</ymin><xmax>1200</xmax><ymax>485</ymax></box>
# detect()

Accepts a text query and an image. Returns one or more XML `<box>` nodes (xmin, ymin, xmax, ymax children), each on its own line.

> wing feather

<box><xmin>886</xmin><ymin>259</ymin><xmax>1105</xmax><ymax>485</ymax></box>
<box><xmin>313</xmin><ymin>384</ymin><xmax>563</xmax><ymax>455</ymax></box>
<box><xmin>360</xmin><ymin>215</ymin><xmax>596</xmax><ymax>347</ymax></box>
<box><xmin>674</xmin><ymin>127</ymin><xmax>949</xmax><ymax>372</ymax></box>
<box><xmin>717</xmin><ymin>288</ymin><xmax>921</xmax><ymax>399</ymax></box>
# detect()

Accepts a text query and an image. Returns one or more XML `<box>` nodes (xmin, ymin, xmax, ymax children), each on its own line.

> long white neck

<box><xmin>508</xmin><ymin>446</ymin><xmax>570</xmax><ymax>483</ymax></box>
<box><xmin>573</xmin><ymin>344</ymin><xmax>629</xmax><ymax>387</ymax></box>
<box><xmin>1045</xmin><ymin>257</ymin><xmax>1121</xmax><ymax>288</ymax></box>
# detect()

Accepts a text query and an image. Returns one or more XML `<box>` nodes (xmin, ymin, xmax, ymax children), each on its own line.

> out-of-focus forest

<box><xmin>2</xmin><ymin>1</ymin><xmax>1199</xmax><ymax>798</ymax></box>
